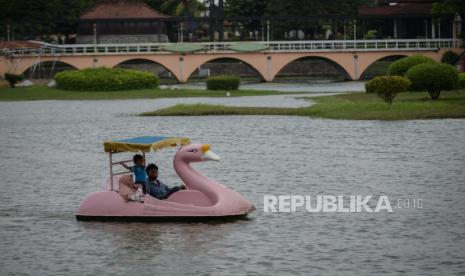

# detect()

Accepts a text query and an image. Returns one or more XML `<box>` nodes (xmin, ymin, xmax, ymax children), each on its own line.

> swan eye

<box><xmin>188</xmin><ymin>149</ymin><xmax>198</xmax><ymax>153</ymax></box>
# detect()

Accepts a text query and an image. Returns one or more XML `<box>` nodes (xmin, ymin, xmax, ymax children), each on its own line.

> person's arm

<box><xmin>120</xmin><ymin>162</ymin><xmax>132</xmax><ymax>171</ymax></box>
<box><xmin>158</xmin><ymin>180</ymin><xmax>170</xmax><ymax>191</ymax></box>
<box><xmin>159</xmin><ymin>180</ymin><xmax>185</xmax><ymax>191</ymax></box>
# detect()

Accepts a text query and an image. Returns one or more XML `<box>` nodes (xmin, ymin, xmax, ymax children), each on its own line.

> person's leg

<box><xmin>162</xmin><ymin>186</ymin><xmax>182</xmax><ymax>199</ymax></box>
<box><xmin>141</xmin><ymin>182</ymin><xmax>149</xmax><ymax>194</ymax></box>
<box><xmin>134</xmin><ymin>183</ymin><xmax>145</xmax><ymax>202</ymax></box>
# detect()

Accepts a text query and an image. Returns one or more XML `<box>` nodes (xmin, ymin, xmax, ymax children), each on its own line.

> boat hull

<box><xmin>75</xmin><ymin>213</ymin><xmax>250</xmax><ymax>222</ymax></box>
<box><xmin>75</xmin><ymin>189</ymin><xmax>255</xmax><ymax>222</ymax></box>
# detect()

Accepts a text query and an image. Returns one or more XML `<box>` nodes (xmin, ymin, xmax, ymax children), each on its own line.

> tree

<box><xmin>158</xmin><ymin>0</ymin><xmax>205</xmax><ymax>16</ymax></box>
<box><xmin>432</xmin><ymin>0</ymin><xmax>465</xmax><ymax>17</ymax></box>
<box><xmin>441</xmin><ymin>50</ymin><xmax>460</xmax><ymax>65</ymax></box>
<box><xmin>432</xmin><ymin>0</ymin><xmax>465</xmax><ymax>45</ymax></box>
<box><xmin>265</xmin><ymin>0</ymin><xmax>369</xmax><ymax>40</ymax></box>
<box><xmin>388</xmin><ymin>55</ymin><xmax>437</xmax><ymax>76</ymax></box>
<box><xmin>365</xmin><ymin>76</ymin><xmax>411</xmax><ymax>104</ymax></box>
<box><xmin>0</xmin><ymin>0</ymin><xmax>96</xmax><ymax>41</ymax></box>
<box><xmin>405</xmin><ymin>63</ymin><xmax>459</xmax><ymax>100</ymax></box>
<box><xmin>459</xmin><ymin>72</ymin><xmax>465</xmax><ymax>88</ymax></box>
<box><xmin>225</xmin><ymin>0</ymin><xmax>267</xmax><ymax>39</ymax></box>
<box><xmin>4</xmin><ymin>73</ymin><xmax>24</xmax><ymax>88</ymax></box>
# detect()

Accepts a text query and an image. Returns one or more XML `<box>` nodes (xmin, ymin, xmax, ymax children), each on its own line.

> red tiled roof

<box><xmin>80</xmin><ymin>0</ymin><xmax>170</xmax><ymax>20</ymax></box>
<box><xmin>0</xmin><ymin>41</ymin><xmax>42</xmax><ymax>50</ymax></box>
<box><xmin>358</xmin><ymin>3</ymin><xmax>433</xmax><ymax>17</ymax></box>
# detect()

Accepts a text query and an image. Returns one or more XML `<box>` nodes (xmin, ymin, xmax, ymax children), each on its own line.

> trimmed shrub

<box><xmin>4</xmin><ymin>73</ymin><xmax>24</xmax><ymax>88</ymax></box>
<box><xmin>459</xmin><ymin>72</ymin><xmax>465</xmax><ymax>88</ymax></box>
<box><xmin>365</xmin><ymin>76</ymin><xmax>411</xmax><ymax>104</ymax></box>
<box><xmin>441</xmin><ymin>50</ymin><xmax>459</xmax><ymax>65</ymax></box>
<box><xmin>55</xmin><ymin>67</ymin><xmax>159</xmax><ymax>91</ymax></box>
<box><xmin>206</xmin><ymin>75</ymin><xmax>240</xmax><ymax>90</ymax></box>
<box><xmin>388</xmin><ymin>55</ymin><xmax>436</xmax><ymax>76</ymax></box>
<box><xmin>405</xmin><ymin>63</ymin><xmax>458</xmax><ymax>100</ymax></box>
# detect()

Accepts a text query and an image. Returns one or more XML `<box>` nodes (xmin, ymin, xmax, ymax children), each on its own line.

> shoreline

<box><xmin>2</xmin><ymin>85</ymin><xmax>464</xmax><ymax>121</ymax></box>
<box><xmin>0</xmin><ymin>85</ymin><xmax>311</xmax><ymax>101</ymax></box>
<box><xmin>141</xmin><ymin>90</ymin><xmax>465</xmax><ymax>121</ymax></box>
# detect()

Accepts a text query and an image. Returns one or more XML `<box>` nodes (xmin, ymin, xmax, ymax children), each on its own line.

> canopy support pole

<box><xmin>109</xmin><ymin>152</ymin><xmax>113</xmax><ymax>191</ymax></box>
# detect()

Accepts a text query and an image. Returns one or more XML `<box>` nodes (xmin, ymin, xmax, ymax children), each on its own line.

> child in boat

<box><xmin>121</xmin><ymin>154</ymin><xmax>146</xmax><ymax>202</ymax></box>
<box><xmin>145</xmin><ymin>163</ymin><xmax>185</xmax><ymax>200</ymax></box>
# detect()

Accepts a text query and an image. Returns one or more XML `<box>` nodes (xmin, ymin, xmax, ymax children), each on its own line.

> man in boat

<box><xmin>145</xmin><ymin>163</ymin><xmax>186</xmax><ymax>200</ymax></box>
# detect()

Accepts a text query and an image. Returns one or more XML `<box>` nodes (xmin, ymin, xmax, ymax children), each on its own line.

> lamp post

<box><xmin>425</xmin><ymin>19</ymin><xmax>428</xmax><ymax>39</ymax></box>
<box><xmin>454</xmin><ymin>13</ymin><xmax>462</xmax><ymax>47</ymax></box>
<box><xmin>353</xmin><ymin>19</ymin><xmax>357</xmax><ymax>41</ymax></box>
<box><xmin>343</xmin><ymin>20</ymin><xmax>346</xmax><ymax>40</ymax></box>
<box><xmin>93</xmin><ymin>23</ymin><xmax>97</xmax><ymax>67</ymax></box>
<box><xmin>6</xmin><ymin>24</ymin><xmax>11</xmax><ymax>41</ymax></box>
<box><xmin>218</xmin><ymin>0</ymin><xmax>224</xmax><ymax>41</ymax></box>
<box><xmin>267</xmin><ymin>20</ymin><xmax>270</xmax><ymax>43</ymax></box>
<box><xmin>93</xmin><ymin>23</ymin><xmax>97</xmax><ymax>44</ymax></box>
<box><xmin>438</xmin><ymin>19</ymin><xmax>441</xmax><ymax>39</ymax></box>
<box><xmin>453</xmin><ymin>13</ymin><xmax>462</xmax><ymax>47</ymax></box>
<box><xmin>179</xmin><ymin>22</ymin><xmax>184</xmax><ymax>43</ymax></box>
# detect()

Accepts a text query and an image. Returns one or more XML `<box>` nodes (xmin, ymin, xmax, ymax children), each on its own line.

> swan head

<box><xmin>176</xmin><ymin>143</ymin><xmax>220</xmax><ymax>163</ymax></box>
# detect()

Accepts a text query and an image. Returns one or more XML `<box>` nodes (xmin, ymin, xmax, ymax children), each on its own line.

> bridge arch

<box><xmin>270</xmin><ymin>53</ymin><xmax>356</xmax><ymax>81</ymax></box>
<box><xmin>22</xmin><ymin>60</ymin><xmax>78</xmax><ymax>79</ymax></box>
<box><xmin>184</xmin><ymin>55</ymin><xmax>267</xmax><ymax>82</ymax></box>
<box><xmin>359</xmin><ymin>54</ymin><xmax>408</xmax><ymax>79</ymax></box>
<box><xmin>113</xmin><ymin>58</ymin><xmax>179</xmax><ymax>83</ymax></box>
<box><xmin>273</xmin><ymin>55</ymin><xmax>352</xmax><ymax>81</ymax></box>
<box><xmin>93</xmin><ymin>55</ymin><xmax>182</xmax><ymax>82</ymax></box>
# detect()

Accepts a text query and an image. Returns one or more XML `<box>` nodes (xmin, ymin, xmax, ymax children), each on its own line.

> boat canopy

<box><xmin>103</xmin><ymin>136</ymin><xmax>190</xmax><ymax>153</ymax></box>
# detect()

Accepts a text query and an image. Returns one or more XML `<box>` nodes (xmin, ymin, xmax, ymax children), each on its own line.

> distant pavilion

<box><xmin>358</xmin><ymin>0</ymin><xmax>455</xmax><ymax>39</ymax></box>
<box><xmin>77</xmin><ymin>0</ymin><xmax>170</xmax><ymax>44</ymax></box>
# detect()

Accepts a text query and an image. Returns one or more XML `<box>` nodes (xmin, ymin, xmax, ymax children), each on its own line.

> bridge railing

<box><xmin>1</xmin><ymin>39</ymin><xmax>460</xmax><ymax>56</ymax></box>
<box><xmin>267</xmin><ymin>39</ymin><xmax>458</xmax><ymax>52</ymax></box>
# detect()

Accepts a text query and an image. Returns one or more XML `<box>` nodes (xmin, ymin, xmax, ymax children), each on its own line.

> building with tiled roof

<box><xmin>0</xmin><ymin>41</ymin><xmax>42</xmax><ymax>52</ymax></box>
<box><xmin>77</xmin><ymin>0</ymin><xmax>170</xmax><ymax>44</ymax></box>
<box><xmin>358</xmin><ymin>0</ymin><xmax>456</xmax><ymax>39</ymax></box>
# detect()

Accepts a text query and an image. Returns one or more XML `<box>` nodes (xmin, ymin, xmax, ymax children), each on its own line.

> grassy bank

<box><xmin>142</xmin><ymin>104</ymin><xmax>299</xmax><ymax>116</ymax></box>
<box><xmin>0</xmin><ymin>85</ymin><xmax>295</xmax><ymax>101</ymax></box>
<box><xmin>141</xmin><ymin>90</ymin><xmax>465</xmax><ymax>120</ymax></box>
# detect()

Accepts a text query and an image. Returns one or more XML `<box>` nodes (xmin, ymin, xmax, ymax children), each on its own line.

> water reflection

<box><xmin>177</xmin><ymin>80</ymin><xmax>366</xmax><ymax>93</ymax></box>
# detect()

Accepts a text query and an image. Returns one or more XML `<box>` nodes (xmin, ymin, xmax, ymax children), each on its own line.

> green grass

<box><xmin>0</xmin><ymin>85</ymin><xmax>297</xmax><ymax>101</ymax></box>
<box><xmin>141</xmin><ymin>90</ymin><xmax>465</xmax><ymax>120</ymax></box>
<box><xmin>141</xmin><ymin>104</ymin><xmax>298</xmax><ymax>116</ymax></box>
<box><xmin>4</xmin><ymin>85</ymin><xmax>465</xmax><ymax>120</ymax></box>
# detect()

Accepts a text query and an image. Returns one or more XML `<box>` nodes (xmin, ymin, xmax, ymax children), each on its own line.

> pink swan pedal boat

<box><xmin>75</xmin><ymin>136</ymin><xmax>255</xmax><ymax>221</ymax></box>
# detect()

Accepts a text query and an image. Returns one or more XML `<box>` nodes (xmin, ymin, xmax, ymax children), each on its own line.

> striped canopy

<box><xmin>103</xmin><ymin>136</ymin><xmax>190</xmax><ymax>153</ymax></box>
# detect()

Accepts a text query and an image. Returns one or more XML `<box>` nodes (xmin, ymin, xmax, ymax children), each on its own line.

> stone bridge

<box><xmin>0</xmin><ymin>39</ymin><xmax>462</xmax><ymax>82</ymax></box>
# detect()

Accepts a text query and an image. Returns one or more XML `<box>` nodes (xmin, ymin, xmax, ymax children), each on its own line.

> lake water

<box><xmin>174</xmin><ymin>80</ymin><xmax>366</xmax><ymax>93</ymax></box>
<box><xmin>1</xmin><ymin>92</ymin><xmax>465</xmax><ymax>275</ymax></box>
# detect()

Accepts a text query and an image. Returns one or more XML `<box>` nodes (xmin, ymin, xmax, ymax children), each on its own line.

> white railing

<box><xmin>1</xmin><ymin>39</ymin><xmax>460</xmax><ymax>56</ymax></box>
<box><xmin>267</xmin><ymin>39</ymin><xmax>459</xmax><ymax>52</ymax></box>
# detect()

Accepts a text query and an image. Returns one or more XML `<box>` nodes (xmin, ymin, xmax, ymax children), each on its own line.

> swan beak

<box><xmin>203</xmin><ymin>150</ymin><xmax>221</xmax><ymax>161</ymax></box>
<box><xmin>201</xmin><ymin>144</ymin><xmax>220</xmax><ymax>161</ymax></box>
